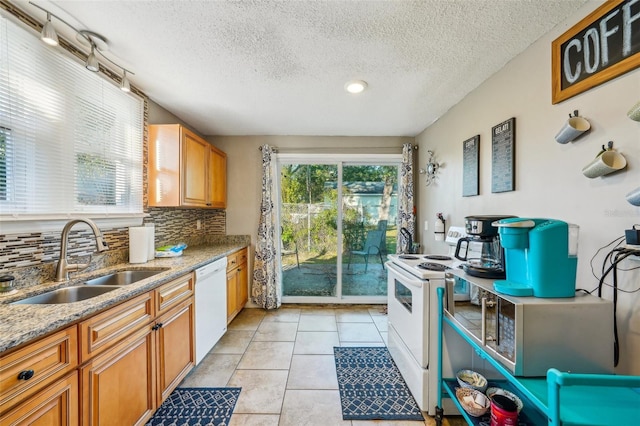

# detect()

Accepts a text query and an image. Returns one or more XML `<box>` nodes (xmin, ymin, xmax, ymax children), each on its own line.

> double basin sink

<box><xmin>11</xmin><ymin>269</ymin><xmax>167</xmax><ymax>305</ymax></box>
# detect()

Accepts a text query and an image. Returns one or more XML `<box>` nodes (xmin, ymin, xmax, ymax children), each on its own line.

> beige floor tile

<box><xmin>228</xmin><ymin>414</ymin><xmax>280</xmax><ymax>426</ymax></box>
<box><xmin>212</xmin><ymin>330</ymin><xmax>255</xmax><ymax>354</ymax></box>
<box><xmin>287</xmin><ymin>355</ymin><xmax>338</xmax><ymax>390</ymax></box>
<box><xmin>253</xmin><ymin>321</ymin><xmax>298</xmax><ymax>341</ymax></box>
<box><xmin>262</xmin><ymin>307</ymin><xmax>301</xmax><ymax>322</ymax></box>
<box><xmin>423</xmin><ymin>416</ymin><xmax>468</xmax><ymax>426</ymax></box>
<box><xmin>340</xmin><ymin>341</ymin><xmax>386</xmax><ymax>347</ymax></box>
<box><xmin>237</xmin><ymin>341</ymin><xmax>294</xmax><ymax>370</ymax></box>
<box><xmin>298</xmin><ymin>314</ymin><xmax>337</xmax><ymax>331</ymax></box>
<box><xmin>228</xmin><ymin>370</ymin><xmax>288</xmax><ymax>414</ymax></box>
<box><xmin>279</xmin><ymin>389</ymin><xmax>351</xmax><ymax>426</ymax></box>
<box><xmin>299</xmin><ymin>306</ymin><xmax>336</xmax><ymax>316</ymax></box>
<box><xmin>336</xmin><ymin>309</ymin><xmax>374</xmax><ymax>323</ymax></box>
<box><xmin>293</xmin><ymin>331</ymin><xmax>340</xmax><ymax>355</ymax></box>
<box><xmin>179</xmin><ymin>354</ymin><xmax>241</xmax><ymax>388</ymax></box>
<box><xmin>338</xmin><ymin>322</ymin><xmax>383</xmax><ymax>342</ymax></box>
<box><xmin>372</xmin><ymin>314</ymin><xmax>388</xmax><ymax>332</ymax></box>
<box><xmin>228</xmin><ymin>308</ymin><xmax>266</xmax><ymax>331</ymax></box>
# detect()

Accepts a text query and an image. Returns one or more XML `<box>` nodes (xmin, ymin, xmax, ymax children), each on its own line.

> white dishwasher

<box><xmin>194</xmin><ymin>257</ymin><xmax>228</xmax><ymax>365</ymax></box>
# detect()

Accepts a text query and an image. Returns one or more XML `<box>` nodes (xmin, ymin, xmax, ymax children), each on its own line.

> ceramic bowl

<box><xmin>456</xmin><ymin>369</ymin><xmax>488</xmax><ymax>393</ymax></box>
<box><xmin>486</xmin><ymin>387</ymin><xmax>524</xmax><ymax>413</ymax></box>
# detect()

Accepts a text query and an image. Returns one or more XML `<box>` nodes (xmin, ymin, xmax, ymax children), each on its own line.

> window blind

<box><xmin>0</xmin><ymin>13</ymin><xmax>143</xmax><ymax>219</ymax></box>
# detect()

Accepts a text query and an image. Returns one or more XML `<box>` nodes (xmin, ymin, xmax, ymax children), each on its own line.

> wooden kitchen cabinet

<box><xmin>148</xmin><ymin>124</ymin><xmax>226</xmax><ymax>208</ymax></box>
<box><xmin>0</xmin><ymin>371</ymin><xmax>79</xmax><ymax>426</ymax></box>
<box><xmin>226</xmin><ymin>248</ymin><xmax>248</xmax><ymax>323</ymax></box>
<box><xmin>0</xmin><ymin>325</ymin><xmax>78</xmax><ymax>418</ymax></box>
<box><xmin>156</xmin><ymin>298</ymin><xmax>195</xmax><ymax>404</ymax></box>
<box><xmin>81</xmin><ymin>324</ymin><xmax>156</xmax><ymax>426</ymax></box>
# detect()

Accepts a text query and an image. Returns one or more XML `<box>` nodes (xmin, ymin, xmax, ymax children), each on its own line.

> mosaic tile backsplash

<box><xmin>0</xmin><ymin>207</ymin><xmax>228</xmax><ymax>287</ymax></box>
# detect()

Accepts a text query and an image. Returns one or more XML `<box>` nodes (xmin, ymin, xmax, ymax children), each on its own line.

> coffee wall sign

<box><xmin>552</xmin><ymin>0</ymin><xmax>640</xmax><ymax>104</ymax></box>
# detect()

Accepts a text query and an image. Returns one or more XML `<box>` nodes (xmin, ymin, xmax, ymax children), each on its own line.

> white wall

<box><xmin>415</xmin><ymin>1</ymin><xmax>640</xmax><ymax>375</ymax></box>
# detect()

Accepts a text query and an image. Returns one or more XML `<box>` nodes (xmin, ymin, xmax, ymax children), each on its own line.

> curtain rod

<box><xmin>258</xmin><ymin>145</ymin><xmax>416</xmax><ymax>153</ymax></box>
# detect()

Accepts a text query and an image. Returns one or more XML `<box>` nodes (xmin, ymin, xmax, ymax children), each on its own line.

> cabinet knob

<box><xmin>17</xmin><ymin>370</ymin><xmax>35</xmax><ymax>380</ymax></box>
<box><xmin>152</xmin><ymin>323</ymin><xmax>164</xmax><ymax>331</ymax></box>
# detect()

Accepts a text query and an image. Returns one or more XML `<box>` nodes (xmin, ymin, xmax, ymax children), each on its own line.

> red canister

<box><xmin>490</xmin><ymin>394</ymin><xmax>518</xmax><ymax>426</ymax></box>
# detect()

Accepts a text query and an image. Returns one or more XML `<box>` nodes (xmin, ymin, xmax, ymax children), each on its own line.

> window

<box><xmin>0</xmin><ymin>13</ymin><xmax>143</xmax><ymax>221</ymax></box>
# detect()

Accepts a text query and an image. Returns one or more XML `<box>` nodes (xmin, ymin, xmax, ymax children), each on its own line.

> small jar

<box><xmin>0</xmin><ymin>275</ymin><xmax>15</xmax><ymax>293</ymax></box>
<box><xmin>490</xmin><ymin>394</ymin><xmax>518</xmax><ymax>426</ymax></box>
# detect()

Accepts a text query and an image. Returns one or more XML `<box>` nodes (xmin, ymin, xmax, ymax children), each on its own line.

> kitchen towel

<box><xmin>334</xmin><ymin>346</ymin><xmax>424</xmax><ymax>421</ymax></box>
<box><xmin>145</xmin><ymin>223</ymin><xmax>155</xmax><ymax>260</ymax></box>
<box><xmin>129</xmin><ymin>227</ymin><xmax>148</xmax><ymax>264</ymax></box>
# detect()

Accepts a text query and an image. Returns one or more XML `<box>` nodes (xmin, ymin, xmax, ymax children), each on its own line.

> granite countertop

<box><xmin>0</xmin><ymin>242</ymin><xmax>249</xmax><ymax>354</ymax></box>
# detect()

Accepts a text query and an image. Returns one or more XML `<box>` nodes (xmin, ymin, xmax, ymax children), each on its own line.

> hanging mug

<box><xmin>582</xmin><ymin>150</ymin><xmax>627</xmax><ymax>178</ymax></box>
<box><xmin>555</xmin><ymin>116</ymin><xmax>590</xmax><ymax>144</ymax></box>
<box><xmin>627</xmin><ymin>101</ymin><xmax>640</xmax><ymax>122</ymax></box>
<box><xmin>626</xmin><ymin>187</ymin><xmax>640</xmax><ymax>206</ymax></box>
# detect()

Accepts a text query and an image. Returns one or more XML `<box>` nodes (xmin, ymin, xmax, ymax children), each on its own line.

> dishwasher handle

<box><xmin>195</xmin><ymin>258</ymin><xmax>228</xmax><ymax>281</ymax></box>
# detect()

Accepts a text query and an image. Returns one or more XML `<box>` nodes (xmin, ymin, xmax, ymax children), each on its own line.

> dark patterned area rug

<box><xmin>146</xmin><ymin>387</ymin><xmax>241</xmax><ymax>426</ymax></box>
<box><xmin>334</xmin><ymin>346</ymin><xmax>424</xmax><ymax>421</ymax></box>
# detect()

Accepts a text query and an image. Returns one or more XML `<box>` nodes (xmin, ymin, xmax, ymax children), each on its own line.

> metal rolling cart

<box><xmin>435</xmin><ymin>287</ymin><xmax>640</xmax><ymax>425</ymax></box>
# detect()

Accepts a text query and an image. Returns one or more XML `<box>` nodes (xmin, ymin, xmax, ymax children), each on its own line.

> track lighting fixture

<box><xmin>29</xmin><ymin>1</ymin><xmax>135</xmax><ymax>92</ymax></box>
<box><xmin>85</xmin><ymin>44</ymin><xmax>100</xmax><ymax>72</ymax></box>
<box><xmin>40</xmin><ymin>12</ymin><xmax>58</xmax><ymax>46</ymax></box>
<box><xmin>121</xmin><ymin>71</ymin><xmax>131</xmax><ymax>92</ymax></box>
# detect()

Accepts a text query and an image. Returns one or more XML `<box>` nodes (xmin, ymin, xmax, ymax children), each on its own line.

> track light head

<box><xmin>85</xmin><ymin>45</ymin><xmax>99</xmax><ymax>72</ymax></box>
<box><xmin>120</xmin><ymin>71</ymin><xmax>130</xmax><ymax>92</ymax></box>
<box><xmin>41</xmin><ymin>12</ymin><xmax>59</xmax><ymax>46</ymax></box>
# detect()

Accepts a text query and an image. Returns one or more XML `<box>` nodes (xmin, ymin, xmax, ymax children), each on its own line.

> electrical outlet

<box><xmin>424</xmin><ymin>220</ymin><xmax>429</xmax><ymax>231</ymax></box>
<box><xmin>624</xmin><ymin>244</ymin><xmax>640</xmax><ymax>262</ymax></box>
<box><xmin>196</xmin><ymin>219</ymin><xmax>202</xmax><ymax>230</ymax></box>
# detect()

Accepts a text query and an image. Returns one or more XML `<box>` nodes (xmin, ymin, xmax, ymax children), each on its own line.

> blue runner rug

<box><xmin>334</xmin><ymin>346</ymin><xmax>424</xmax><ymax>421</ymax></box>
<box><xmin>146</xmin><ymin>387</ymin><xmax>241</xmax><ymax>426</ymax></box>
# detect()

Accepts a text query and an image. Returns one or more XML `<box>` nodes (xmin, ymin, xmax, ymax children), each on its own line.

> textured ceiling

<box><xmin>16</xmin><ymin>0</ymin><xmax>589</xmax><ymax>137</ymax></box>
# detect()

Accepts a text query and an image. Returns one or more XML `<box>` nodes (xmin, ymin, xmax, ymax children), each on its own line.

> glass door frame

<box><xmin>277</xmin><ymin>153</ymin><xmax>402</xmax><ymax>304</ymax></box>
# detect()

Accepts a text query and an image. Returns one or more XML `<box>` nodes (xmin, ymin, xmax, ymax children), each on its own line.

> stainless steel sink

<box><xmin>83</xmin><ymin>269</ymin><xmax>165</xmax><ymax>286</ymax></box>
<box><xmin>11</xmin><ymin>286</ymin><xmax>118</xmax><ymax>305</ymax></box>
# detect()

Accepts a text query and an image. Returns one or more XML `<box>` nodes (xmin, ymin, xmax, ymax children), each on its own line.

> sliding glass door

<box><xmin>278</xmin><ymin>154</ymin><xmax>399</xmax><ymax>303</ymax></box>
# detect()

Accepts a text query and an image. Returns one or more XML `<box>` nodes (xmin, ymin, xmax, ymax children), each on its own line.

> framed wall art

<box><xmin>552</xmin><ymin>0</ymin><xmax>640</xmax><ymax>104</ymax></box>
<box><xmin>462</xmin><ymin>135</ymin><xmax>480</xmax><ymax>197</ymax></box>
<box><xmin>491</xmin><ymin>118</ymin><xmax>515</xmax><ymax>193</ymax></box>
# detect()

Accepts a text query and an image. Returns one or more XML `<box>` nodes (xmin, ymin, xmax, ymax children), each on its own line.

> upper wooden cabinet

<box><xmin>148</xmin><ymin>124</ymin><xmax>227</xmax><ymax>208</ymax></box>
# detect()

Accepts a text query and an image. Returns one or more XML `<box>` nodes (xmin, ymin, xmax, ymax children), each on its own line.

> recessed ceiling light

<box><xmin>345</xmin><ymin>80</ymin><xmax>367</xmax><ymax>94</ymax></box>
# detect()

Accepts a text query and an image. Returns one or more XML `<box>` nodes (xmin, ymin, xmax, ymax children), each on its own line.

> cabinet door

<box><xmin>156</xmin><ymin>298</ymin><xmax>195</xmax><ymax>405</ymax></box>
<box><xmin>0</xmin><ymin>371</ymin><xmax>78</xmax><ymax>426</ymax></box>
<box><xmin>208</xmin><ymin>146</ymin><xmax>227</xmax><ymax>208</ymax></box>
<box><xmin>148</xmin><ymin>124</ymin><xmax>181</xmax><ymax>207</ymax></box>
<box><xmin>181</xmin><ymin>130</ymin><xmax>208</xmax><ymax>207</ymax></box>
<box><xmin>0</xmin><ymin>325</ymin><xmax>77</xmax><ymax>411</ymax></box>
<box><xmin>81</xmin><ymin>325</ymin><xmax>156</xmax><ymax>426</ymax></box>
<box><xmin>237</xmin><ymin>261</ymin><xmax>248</xmax><ymax>310</ymax></box>
<box><xmin>227</xmin><ymin>270</ymin><xmax>238</xmax><ymax>324</ymax></box>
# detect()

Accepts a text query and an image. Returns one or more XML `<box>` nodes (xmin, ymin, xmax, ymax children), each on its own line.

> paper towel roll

<box><xmin>145</xmin><ymin>224</ymin><xmax>155</xmax><ymax>260</ymax></box>
<box><xmin>129</xmin><ymin>227</ymin><xmax>148</xmax><ymax>264</ymax></box>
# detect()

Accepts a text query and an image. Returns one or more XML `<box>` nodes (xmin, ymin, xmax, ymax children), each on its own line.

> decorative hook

<box><xmin>570</xmin><ymin>110</ymin><xmax>579</xmax><ymax>118</ymax></box>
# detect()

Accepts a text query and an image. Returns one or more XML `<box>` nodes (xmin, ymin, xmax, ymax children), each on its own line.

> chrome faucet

<box><xmin>55</xmin><ymin>218</ymin><xmax>109</xmax><ymax>281</ymax></box>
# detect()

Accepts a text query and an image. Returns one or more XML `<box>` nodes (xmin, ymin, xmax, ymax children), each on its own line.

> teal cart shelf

<box><xmin>435</xmin><ymin>287</ymin><xmax>640</xmax><ymax>426</ymax></box>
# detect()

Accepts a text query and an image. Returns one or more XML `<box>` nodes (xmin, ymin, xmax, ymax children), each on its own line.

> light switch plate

<box><xmin>424</xmin><ymin>220</ymin><xmax>429</xmax><ymax>231</ymax></box>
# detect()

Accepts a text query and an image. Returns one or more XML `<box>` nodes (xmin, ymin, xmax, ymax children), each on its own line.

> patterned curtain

<box><xmin>251</xmin><ymin>145</ymin><xmax>281</xmax><ymax>310</ymax></box>
<box><xmin>397</xmin><ymin>143</ymin><xmax>415</xmax><ymax>253</ymax></box>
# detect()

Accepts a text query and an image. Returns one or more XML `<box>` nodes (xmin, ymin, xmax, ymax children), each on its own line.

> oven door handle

<box><xmin>387</xmin><ymin>262</ymin><xmax>424</xmax><ymax>289</ymax></box>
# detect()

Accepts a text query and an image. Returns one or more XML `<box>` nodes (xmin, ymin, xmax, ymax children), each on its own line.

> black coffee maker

<box><xmin>454</xmin><ymin>215</ymin><xmax>516</xmax><ymax>279</ymax></box>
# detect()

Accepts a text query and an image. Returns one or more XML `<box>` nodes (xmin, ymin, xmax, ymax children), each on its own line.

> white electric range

<box><xmin>385</xmin><ymin>227</ymin><xmax>472</xmax><ymax>415</ymax></box>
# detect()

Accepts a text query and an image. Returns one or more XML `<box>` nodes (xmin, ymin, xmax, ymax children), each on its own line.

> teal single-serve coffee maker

<box><xmin>492</xmin><ymin>218</ymin><xmax>578</xmax><ymax>297</ymax></box>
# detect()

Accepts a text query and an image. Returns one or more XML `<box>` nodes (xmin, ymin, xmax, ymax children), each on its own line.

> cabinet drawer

<box><xmin>0</xmin><ymin>371</ymin><xmax>78</xmax><ymax>425</ymax></box>
<box><xmin>227</xmin><ymin>248</ymin><xmax>247</xmax><ymax>271</ymax></box>
<box><xmin>154</xmin><ymin>273</ymin><xmax>194</xmax><ymax>316</ymax></box>
<box><xmin>0</xmin><ymin>325</ymin><xmax>78</xmax><ymax>412</ymax></box>
<box><xmin>79</xmin><ymin>292</ymin><xmax>154</xmax><ymax>362</ymax></box>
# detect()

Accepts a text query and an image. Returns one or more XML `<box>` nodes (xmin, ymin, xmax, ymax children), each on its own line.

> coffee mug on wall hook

<box><xmin>555</xmin><ymin>110</ymin><xmax>591</xmax><ymax>144</ymax></box>
<box><xmin>582</xmin><ymin>141</ymin><xmax>627</xmax><ymax>178</ymax></box>
<box><xmin>627</xmin><ymin>100</ymin><xmax>640</xmax><ymax>122</ymax></box>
